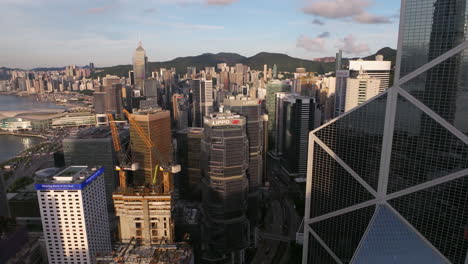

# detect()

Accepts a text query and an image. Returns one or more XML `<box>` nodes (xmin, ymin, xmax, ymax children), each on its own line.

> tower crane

<box><xmin>108</xmin><ymin>113</ymin><xmax>135</xmax><ymax>188</ymax></box>
<box><xmin>122</xmin><ymin>109</ymin><xmax>180</xmax><ymax>193</ymax></box>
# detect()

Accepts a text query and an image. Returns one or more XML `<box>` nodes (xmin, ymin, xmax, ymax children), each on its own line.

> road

<box><xmin>251</xmin><ymin>167</ymin><xmax>302</xmax><ymax>264</ymax></box>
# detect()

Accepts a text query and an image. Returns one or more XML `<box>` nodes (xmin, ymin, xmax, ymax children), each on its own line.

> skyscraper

<box><xmin>275</xmin><ymin>93</ymin><xmax>320</xmax><ymax>178</ymax></box>
<box><xmin>265</xmin><ymin>80</ymin><xmax>290</xmax><ymax>150</ymax></box>
<box><xmin>201</xmin><ymin>112</ymin><xmax>249</xmax><ymax>263</ymax></box>
<box><xmin>133</xmin><ymin>41</ymin><xmax>147</xmax><ymax>90</ymax></box>
<box><xmin>35</xmin><ymin>166</ymin><xmax>111</xmax><ymax>264</ymax></box>
<box><xmin>344</xmin><ymin>72</ymin><xmax>381</xmax><ymax>112</ymax></box>
<box><xmin>63</xmin><ymin>127</ymin><xmax>129</xmax><ymax>211</ymax></box>
<box><xmin>224</xmin><ymin>95</ymin><xmax>264</xmax><ymax>191</ymax></box>
<box><xmin>176</xmin><ymin>127</ymin><xmax>204</xmax><ymax>199</ymax></box>
<box><xmin>349</xmin><ymin>56</ymin><xmax>391</xmax><ymax>93</ymax></box>
<box><xmin>191</xmin><ymin>78</ymin><xmax>214</xmax><ymax>127</ymax></box>
<box><xmin>130</xmin><ymin>108</ymin><xmax>173</xmax><ymax>186</ymax></box>
<box><xmin>303</xmin><ymin>0</ymin><xmax>468</xmax><ymax>263</ymax></box>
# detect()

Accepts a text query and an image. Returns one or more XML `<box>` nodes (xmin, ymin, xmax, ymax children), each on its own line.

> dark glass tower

<box><xmin>201</xmin><ymin>112</ymin><xmax>249</xmax><ymax>263</ymax></box>
<box><xmin>303</xmin><ymin>0</ymin><xmax>468</xmax><ymax>263</ymax></box>
<box><xmin>275</xmin><ymin>93</ymin><xmax>320</xmax><ymax>178</ymax></box>
<box><xmin>224</xmin><ymin>95</ymin><xmax>264</xmax><ymax>191</ymax></box>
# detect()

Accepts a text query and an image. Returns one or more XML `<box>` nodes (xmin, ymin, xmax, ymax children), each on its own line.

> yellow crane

<box><xmin>122</xmin><ymin>109</ymin><xmax>180</xmax><ymax>193</ymax></box>
<box><xmin>108</xmin><ymin>114</ymin><xmax>133</xmax><ymax>188</ymax></box>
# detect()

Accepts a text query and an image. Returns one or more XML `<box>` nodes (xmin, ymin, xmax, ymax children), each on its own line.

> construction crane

<box><xmin>122</xmin><ymin>109</ymin><xmax>180</xmax><ymax>193</ymax></box>
<box><xmin>108</xmin><ymin>114</ymin><xmax>135</xmax><ymax>189</ymax></box>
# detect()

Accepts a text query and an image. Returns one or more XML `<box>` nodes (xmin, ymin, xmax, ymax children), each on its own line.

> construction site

<box><xmin>95</xmin><ymin>242</ymin><xmax>193</xmax><ymax>264</ymax></box>
<box><xmin>107</xmin><ymin>105</ymin><xmax>185</xmax><ymax>264</ymax></box>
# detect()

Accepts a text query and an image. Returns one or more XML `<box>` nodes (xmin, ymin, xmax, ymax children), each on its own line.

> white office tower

<box><xmin>349</xmin><ymin>56</ymin><xmax>391</xmax><ymax>93</ymax></box>
<box><xmin>35</xmin><ymin>166</ymin><xmax>111</xmax><ymax>264</ymax></box>
<box><xmin>344</xmin><ymin>72</ymin><xmax>381</xmax><ymax>112</ymax></box>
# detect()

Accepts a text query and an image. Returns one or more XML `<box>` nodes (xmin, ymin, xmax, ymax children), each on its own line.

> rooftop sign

<box><xmin>35</xmin><ymin>167</ymin><xmax>104</xmax><ymax>191</ymax></box>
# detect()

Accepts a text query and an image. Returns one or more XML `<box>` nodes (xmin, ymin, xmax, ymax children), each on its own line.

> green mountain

<box><xmin>241</xmin><ymin>52</ymin><xmax>335</xmax><ymax>73</ymax></box>
<box><xmin>92</xmin><ymin>52</ymin><xmax>337</xmax><ymax>78</ymax></box>
<box><xmin>1</xmin><ymin>47</ymin><xmax>397</xmax><ymax>80</ymax></box>
<box><xmin>347</xmin><ymin>47</ymin><xmax>397</xmax><ymax>66</ymax></box>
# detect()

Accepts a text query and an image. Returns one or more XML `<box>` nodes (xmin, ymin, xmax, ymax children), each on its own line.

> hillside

<box><xmin>1</xmin><ymin>47</ymin><xmax>397</xmax><ymax>79</ymax></box>
<box><xmin>91</xmin><ymin>52</ymin><xmax>337</xmax><ymax>78</ymax></box>
<box><xmin>347</xmin><ymin>47</ymin><xmax>397</xmax><ymax>66</ymax></box>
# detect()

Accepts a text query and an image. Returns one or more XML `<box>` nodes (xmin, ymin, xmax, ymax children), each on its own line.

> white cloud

<box><xmin>205</xmin><ymin>0</ymin><xmax>238</xmax><ymax>5</ymax></box>
<box><xmin>297</xmin><ymin>35</ymin><xmax>326</xmax><ymax>52</ymax></box>
<box><xmin>302</xmin><ymin>0</ymin><xmax>392</xmax><ymax>24</ymax></box>
<box><xmin>87</xmin><ymin>5</ymin><xmax>113</xmax><ymax>14</ymax></box>
<box><xmin>165</xmin><ymin>22</ymin><xmax>224</xmax><ymax>30</ymax></box>
<box><xmin>353</xmin><ymin>12</ymin><xmax>392</xmax><ymax>24</ymax></box>
<box><xmin>337</xmin><ymin>34</ymin><xmax>370</xmax><ymax>55</ymax></box>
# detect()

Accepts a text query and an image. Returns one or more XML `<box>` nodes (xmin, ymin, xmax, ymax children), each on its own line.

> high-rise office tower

<box><xmin>133</xmin><ymin>41</ymin><xmax>147</xmax><ymax>90</ymax></box>
<box><xmin>144</xmin><ymin>78</ymin><xmax>158</xmax><ymax>98</ymax></box>
<box><xmin>130</xmin><ymin>108</ymin><xmax>173</xmax><ymax>186</ymax></box>
<box><xmin>265</xmin><ymin>80</ymin><xmax>290</xmax><ymax>150</ymax></box>
<box><xmin>35</xmin><ymin>166</ymin><xmax>111</xmax><ymax>264</ymax></box>
<box><xmin>334</xmin><ymin>69</ymin><xmax>350</xmax><ymax>117</ymax></box>
<box><xmin>191</xmin><ymin>78</ymin><xmax>214</xmax><ymax>127</ymax></box>
<box><xmin>63</xmin><ymin>127</ymin><xmax>129</xmax><ymax>210</ymax></box>
<box><xmin>273</xmin><ymin>64</ymin><xmax>278</xmax><ymax>79</ymax></box>
<box><xmin>224</xmin><ymin>95</ymin><xmax>264</xmax><ymax>191</ymax></box>
<box><xmin>344</xmin><ymin>72</ymin><xmax>381</xmax><ymax>112</ymax></box>
<box><xmin>128</xmin><ymin>70</ymin><xmax>135</xmax><ymax>86</ymax></box>
<box><xmin>275</xmin><ymin>93</ymin><xmax>320</xmax><ymax>178</ymax></box>
<box><xmin>349</xmin><ymin>56</ymin><xmax>391</xmax><ymax>93</ymax></box>
<box><xmin>176</xmin><ymin>127</ymin><xmax>204</xmax><ymax>199</ymax></box>
<box><xmin>201</xmin><ymin>113</ymin><xmax>249</xmax><ymax>263</ymax></box>
<box><xmin>105</xmin><ymin>83</ymin><xmax>124</xmax><ymax>117</ymax></box>
<box><xmin>335</xmin><ymin>50</ymin><xmax>343</xmax><ymax>71</ymax></box>
<box><xmin>173</xmin><ymin>94</ymin><xmax>189</xmax><ymax>131</ymax></box>
<box><xmin>303</xmin><ymin>0</ymin><xmax>468</xmax><ymax>263</ymax></box>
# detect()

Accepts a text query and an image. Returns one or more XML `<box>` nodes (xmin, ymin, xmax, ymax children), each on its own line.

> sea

<box><xmin>0</xmin><ymin>95</ymin><xmax>65</xmax><ymax>162</ymax></box>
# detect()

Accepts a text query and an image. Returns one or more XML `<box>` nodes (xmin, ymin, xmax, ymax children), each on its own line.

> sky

<box><xmin>0</xmin><ymin>0</ymin><xmax>401</xmax><ymax>69</ymax></box>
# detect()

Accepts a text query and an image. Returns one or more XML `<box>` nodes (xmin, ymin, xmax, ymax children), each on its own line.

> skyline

<box><xmin>1</xmin><ymin>0</ymin><xmax>400</xmax><ymax>69</ymax></box>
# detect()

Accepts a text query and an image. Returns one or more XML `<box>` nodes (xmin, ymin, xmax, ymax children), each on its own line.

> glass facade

<box><xmin>352</xmin><ymin>205</ymin><xmax>447</xmax><ymax>264</ymax></box>
<box><xmin>201</xmin><ymin>114</ymin><xmax>249</xmax><ymax>262</ymax></box>
<box><xmin>303</xmin><ymin>0</ymin><xmax>468</xmax><ymax>263</ymax></box>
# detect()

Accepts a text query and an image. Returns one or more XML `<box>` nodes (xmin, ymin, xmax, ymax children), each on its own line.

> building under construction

<box><xmin>113</xmin><ymin>187</ymin><xmax>174</xmax><ymax>245</ymax></box>
<box><xmin>96</xmin><ymin>242</ymin><xmax>193</xmax><ymax>264</ymax></box>
<box><xmin>201</xmin><ymin>112</ymin><xmax>249</xmax><ymax>263</ymax></box>
<box><xmin>129</xmin><ymin>107</ymin><xmax>173</xmax><ymax>186</ymax></box>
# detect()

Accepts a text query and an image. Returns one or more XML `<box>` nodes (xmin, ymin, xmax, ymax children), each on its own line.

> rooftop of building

<box><xmin>8</xmin><ymin>184</ymin><xmax>37</xmax><ymax>202</ymax></box>
<box><xmin>277</xmin><ymin>92</ymin><xmax>314</xmax><ymax>103</ymax></box>
<box><xmin>96</xmin><ymin>242</ymin><xmax>193</xmax><ymax>264</ymax></box>
<box><xmin>34</xmin><ymin>166</ymin><xmax>104</xmax><ymax>189</ymax></box>
<box><xmin>66</xmin><ymin>126</ymin><xmax>128</xmax><ymax>139</ymax></box>
<box><xmin>113</xmin><ymin>186</ymin><xmax>172</xmax><ymax>198</ymax></box>
<box><xmin>223</xmin><ymin>95</ymin><xmax>260</xmax><ymax>106</ymax></box>
<box><xmin>132</xmin><ymin>106</ymin><xmax>166</xmax><ymax>115</ymax></box>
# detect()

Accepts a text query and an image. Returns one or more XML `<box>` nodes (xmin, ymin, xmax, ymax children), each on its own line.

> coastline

<box><xmin>0</xmin><ymin>131</ymin><xmax>48</xmax><ymax>140</ymax></box>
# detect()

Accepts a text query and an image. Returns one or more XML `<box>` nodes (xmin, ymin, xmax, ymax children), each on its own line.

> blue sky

<box><xmin>0</xmin><ymin>0</ymin><xmax>401</xmax><ymax>69</ymax></box>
